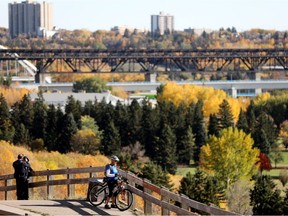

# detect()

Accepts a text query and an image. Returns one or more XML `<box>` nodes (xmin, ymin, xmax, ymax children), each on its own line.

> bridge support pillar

<box><xmin>145</xmin><ymin>73</ymin><xmax>156</xmax><ymax>82</ymax></box>
<box><xmin>255</xmin><ymin>71</ymin><xmax>262</xmax><ymax>95</ymax></box>
<box><xmin>231</xmin><ymin>87</ymin><xmax>237</xmax><ymax>98</ymax></box>
<box><xmin>35</xmin><ymin>73</ymin><xmax>40</xmax><ymax>83</ymax></box>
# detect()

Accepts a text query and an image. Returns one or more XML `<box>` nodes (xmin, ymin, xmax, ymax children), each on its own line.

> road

<box><xmin>0</xmin><ymin>200</ymin><xmax>136</xmax><ymax>216</ymax></box>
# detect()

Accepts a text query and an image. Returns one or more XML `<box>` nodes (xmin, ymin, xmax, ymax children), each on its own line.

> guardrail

<box><xmin>0</xmin><ymin>167</ymin><xmax>236</xmax><ymax>215</ymax></box>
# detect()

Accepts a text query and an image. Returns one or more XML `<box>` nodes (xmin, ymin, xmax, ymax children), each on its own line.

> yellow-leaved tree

<box><xmin>157</xmin><ymin>82</ymin><xmax>249</xmax><ymax>119</ymax></box>
<box><xmin>199</xmin><ymin>127</ymin><xmax>260</xmax><ymax>189</ymax></box>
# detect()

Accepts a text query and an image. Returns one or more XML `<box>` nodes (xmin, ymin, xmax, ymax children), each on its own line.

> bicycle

<box><xmin>88</xmin><ymin>176</ymin><xmax>134</xmax><ymax>211</ymax></box>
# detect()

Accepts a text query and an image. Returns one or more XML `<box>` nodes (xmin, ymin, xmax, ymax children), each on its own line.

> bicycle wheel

<box><xmin>115</xmin><ymin>188</ymin><xmax>133</xmax><ymax>211</ymax></box>
<box><xmin>89</xmin><ymin>185</ymin><xmax>107</xmax><ymax>206</ymax></box>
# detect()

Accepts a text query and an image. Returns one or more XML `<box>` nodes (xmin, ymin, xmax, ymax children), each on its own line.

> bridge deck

<box><xmin>0</xmin><ymin>200</ymin><xmax>135</xmax><ymax>216</ymax></box>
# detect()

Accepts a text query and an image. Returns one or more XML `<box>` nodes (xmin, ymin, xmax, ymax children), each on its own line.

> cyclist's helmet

<box><xmin>110</xmin><ymin>155</ymin><xmax>119</xmax><ymax>162</ymax></box>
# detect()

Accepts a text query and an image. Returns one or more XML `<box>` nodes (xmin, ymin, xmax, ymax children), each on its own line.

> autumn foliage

<box><xmin>0</xmin><ymin>140</ymin><xmax>110</xmax><ymax>199</ymax></box>
<box><xmin>157</xmin><ymin>82</ymin><xmax>250</xmax><ymax>120</ymax></box>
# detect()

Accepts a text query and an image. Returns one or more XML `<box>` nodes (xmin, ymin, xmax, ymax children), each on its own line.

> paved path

<box><xmin>0</xmin><ymin>200</ymin><xmax>136</xmax><ymax>216</ymax></box>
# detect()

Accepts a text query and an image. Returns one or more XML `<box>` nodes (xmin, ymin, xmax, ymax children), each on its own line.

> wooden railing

<box><xmin>0</xmin><ymin>167</ymin><xmax>237</xmax><ymax>215</ymax></box>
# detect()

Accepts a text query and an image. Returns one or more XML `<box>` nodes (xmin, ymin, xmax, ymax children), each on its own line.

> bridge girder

<box><xmin>1</xmin><ymin>48</ymin><xmax>288</xmax><ymax>74</ymax></box>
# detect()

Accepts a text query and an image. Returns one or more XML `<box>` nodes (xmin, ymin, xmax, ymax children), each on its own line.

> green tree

<box><xmin>218</xmin><ymin>99</ymin><xmax>234</xmax><ymax>129</ymax></box>
<box><xmin>200</xmin><ymin>127</ymin><xmax>260</xmax><ymax>189</ymax></box>
<box><xmin>72</xmin><ymin>76</ymin><xmax>111</xmax><ymax>93</ymax></box>
<box><xmin>71</xmin><ymin>129</ymin><xmax>102</xmax><ymax>155</ymax></box>
<box><xmin>114</xmin><ymin>100</ymin><xmax>129</xmax><ymax>147</ymax></box>
<box><xmin>139</xmin><ymin>161</ymin><xmax>173</xmax><ymax>189</ymax></box>
<box><xmin>100</xmin><ymin>120</ymin><xmax>121</xmax><ymax>156</ymax></box>
<box><xmin>153</xmin><ymin>122</ymin><xmax>177</xmax><ymax>174</ymax></box>
<box><xmin>252</xmin><ymin>111</ymin><xmax>278</xmax><ymax>154</ymax></box>
<box><xmin>57</xmin><ymin>113</ymin><xmax>78</xmax><ymax>153</ymax></box>
<box><xmin>177</xmin><ymin>126</ymin><xmax>195</xmax><ymax>164</ymax></box>
<box><xmin>65</xmin><ymin>95</ymin><xmax>82</xmax><ymax>128</ymax></box>
<box><xmin>45</xmin><ymin>104</ymin><xmax>59</xmax><ymax>151</ymax></box>
<box><xmin>236</xmin><ymin>108</ymin><xmax>249</xmax><ymax>134</ymax></box>
<box><xmin>179</xmin><ymin>169</ymin><xmax>224</xmax><ymax>209</ymax></box>
<box><xmin>208</xmin><ymin>113</ymin><xmax>220</xmax><ymax>137</ymax></box>
<box><xmin>0</xmin><ymin>94</ymin><xmax>14</xmax><ymax>142</ymax></box>
<box><xmin>31</xmin><ymin>92</ymin><xmax>47</xmax><ymax>140</ymax></box>
<box><xmin>269</xmin><ymin>151</ymin><xmax>284</xmax><ymax>168</ymax></box>
<box><xmin>126</xmin><ymin>99</ymin><xmax>142</xmax><ymax>146</ymax></box>
<box><xmin>193</xmin><ymin>100</ymin><xmax>207</xmax><ymax>163</ymax></box>
<box><xmin>250</xmin><ymin>175</ymin><xmax>284</xmax><ymax>215</ymax></box>
<box><xmin>141</xmin><ymin>99</ymin><xmax>159</xmax><ymax>158</ymax></box>
<box><xmin>11</xmin><ymin>95</ymin><xmax>33</xmax><ymax>145</ymax></box>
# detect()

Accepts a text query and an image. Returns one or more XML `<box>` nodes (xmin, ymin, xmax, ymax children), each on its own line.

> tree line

<box><xmin>1</xmin><ymin>82</ymin><xmax>288</xmax><ymax>214</ymax></box>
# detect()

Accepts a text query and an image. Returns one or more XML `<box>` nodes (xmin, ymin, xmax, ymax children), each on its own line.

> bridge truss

<box><xmin>1</xmin><ymin>48</ymin><xmax>288</xmax><ymax>76</ymax></box>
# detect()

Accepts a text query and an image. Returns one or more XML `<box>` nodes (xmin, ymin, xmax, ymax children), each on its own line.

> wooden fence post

<box><xmin>67</xmin><ymin>168</ymin><xmax>75</xmax><ymax>198</ymax></box>
<box><xmin>47</xmin><ymin>169</ymin><xmax>54</xmax><ymax>199</ymax></box>
<box><xmin>180</xmin><ymin>194</ymin><xmax>190</xmax><ymax>211</ymax></box>
<box><xmin>28</xmin><ymin>177</ymin><xmax>33</xmax><ymax>199</ymax></box>
<box><xmin>127</xmin><ymin>171</ymin><xmax>136</xmax><ymax>211</ymax></box>
<box><xmin>143</xmin><ymin>178</ymin><xmax>152</xmax><ymax>215</ymax></box>
<box><xmin>161</xmin><ymin>186</ymin><xmax>170</xmax><ymax>216</ymax></box>
<box><xmin>5</xmin><ymin>179</ymin><xmax>12</xmax><ymax>200</ymax></box>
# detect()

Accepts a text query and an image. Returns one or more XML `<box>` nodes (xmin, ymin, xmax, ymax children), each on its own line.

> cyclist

<box><xmin>104</xmin><ymin>155</ymin><xmax>119</xmax><ymax>209</ymax></box>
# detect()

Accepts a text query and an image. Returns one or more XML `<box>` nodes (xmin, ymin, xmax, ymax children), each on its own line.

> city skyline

<box><xmin>0</xmin><ymin>0</ymin><xmax>288</xmax><ymax>32</ymax></box>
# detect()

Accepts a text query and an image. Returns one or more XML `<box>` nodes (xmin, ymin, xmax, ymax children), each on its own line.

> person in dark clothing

<box><xmin>22</xmin><ymin>156</ymin><xmax>34</xmax><ymax>200</ymax></box>
<box><xmin>12</xmin><ymin>153</ymin><xmax>28</xmax><ymax>200</ymax></box>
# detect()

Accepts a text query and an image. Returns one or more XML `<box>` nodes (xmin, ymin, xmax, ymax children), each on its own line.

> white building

<box><xmin>151</xmin><ymin>12</ymin><xmax>174</xmax><ymax>36</ymax></box>
<box><xmin>111</xmin><ymin>25</ymin><xmax>146</xmax><ymax>36</ymax></box>
<box><xmin>8</xmin><ymin>0</ymin><xmax>54</xmax><ymax>38</ymax></box>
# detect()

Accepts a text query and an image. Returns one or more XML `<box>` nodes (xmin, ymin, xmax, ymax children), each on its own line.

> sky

<box><xmin>1</xmin><ymin>0</ymin><xmax>288</xmax><ymax>32</ymax></box>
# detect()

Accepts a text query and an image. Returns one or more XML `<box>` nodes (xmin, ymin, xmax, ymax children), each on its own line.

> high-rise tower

<box><xmin>8</xmin><ymin>0</ymin><xmax>54</xmax><ymax>38</ymax></box>
<box><xmin>151</xmin><ymin>12</ymin><xmax>174</xmax><ymax>36</ymax></box>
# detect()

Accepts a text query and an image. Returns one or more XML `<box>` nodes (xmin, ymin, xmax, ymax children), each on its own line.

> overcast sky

<box><xmin>0</xmin><ymin>0</ymin><xmax>288</xmax><ymax>32</ymax></box>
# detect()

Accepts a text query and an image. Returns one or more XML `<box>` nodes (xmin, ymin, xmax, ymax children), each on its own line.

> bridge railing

<box><xmin>0</xmin><ymin>166</ymin><xmax>236</xmax><ymax>215</ymax></box>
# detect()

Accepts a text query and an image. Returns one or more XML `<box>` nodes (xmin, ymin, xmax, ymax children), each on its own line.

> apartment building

<box><xmin>8</xmin><ymin>0</ymin><xmax>54</xmax><ymax>38</ymax></box>
<box><xmin>151</xmin><ymin>12</ymin><xmax>174</xmax><ymax>36</ymax></box>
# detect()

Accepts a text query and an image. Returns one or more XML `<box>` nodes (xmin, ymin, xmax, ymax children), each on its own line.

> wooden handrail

<box><xmin>0</xmin><ymin>167</ymin><xmax>237</xmax><ymax>215</ymax></box>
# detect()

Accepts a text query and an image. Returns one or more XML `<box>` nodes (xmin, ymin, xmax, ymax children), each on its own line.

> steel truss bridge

<box><xmin>1</xmin><ymin>48</ymin><xmax>288</xmax><ymax>80</ymax></box>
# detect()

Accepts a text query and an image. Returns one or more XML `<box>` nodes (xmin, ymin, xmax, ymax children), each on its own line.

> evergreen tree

<box><xmin>192</xmin><ymin>100</ymin><xmax>207</xmax><ymax>163</ymax></box>
<box><xmin>141</xmin><ymin>99</ymin><xmax>159</xmax><ymax>157</ymax></box>
<box><xmin>177</xmin><ymin>126</ymin><xmax>195</xmax><ymax>164</ymax></box>
<box><xmin>57</xmin><ymin>113</ymin><xmax>78</xmax><ymax>153</ymax></box>
<box><xmin>218</xmin><ymin>99</ymin><xmax>234</xmax><ymax>129</ymax></box>
<box><xmin>236</xmin><ymin>108</ymin><xmax>249</xmax><ymax>134</ymax></box>
<box><xmin>250</xmin><ymin>175</ymin><xmax>284</xmax><ymax>215</ymax></box>
<box><xmin>126</xmin><ymin>99</ymin><xmax>142</xmax><ymax>146</ymax></box>
<box><xmin>100</xmin><ymin>120</ymin><xmax>121</xmax><ymax>155</ymax></box>
<box><xmin>0</xmin><ymin>94</ymin><xmax>14</xmax><ymax>142</ymax></box>
<box><xmin>139</xmin><ymin>161</ymin><xmax>173</xmax><ymax>189</ymax></box>
<box><xmin>11</xmin><ymin>95</ymin><xmax>33</xmax><ymax>145</ymax></box>
<box><xmin>82</xmin><ymin>100</ymin><xmax>94</xmax><ymax>117</ymax></box>
<box><xmin>65</xmin><ymin>95</ymin><xmax>82</xmax><ymax>128</ymax></box>
<box><xmin>31</xmin><ymin>92</ymin><xmax>47</xmax><ymax>141</ymax></box>
<box><xmin>252</xmin><ymin>111</ymin><xmax>278</xmax><ymax>154</ymax></box>
<box><xmin>153</xmin><ymin>122</ymin><xmax>177</xmax><ymax>174</ymax></box>
<box><xmin>179</xmin><ymin>169</ymin><xmax>224</xmax><ymax>208</ymax></box>
<box><xmin>185</xmin><ymin>102</ymin><xmax>195</xmax><ymax>128</ymax></box>
<box><xmin>208</xmin><ymin>113</ymin><xmax>220</xmax><ymax>137</ymax></box>
<box><xmin>246</xmin><ymin>100</ymin><xmax>256</xmax><ymax>133</ymax></box>
<box><xmin>283</xmin><ymin>189</ymin><xmax>288</xmax><ymax>214</ymax></box>
<box><xmin>114</xmin><ymin>100</ymin><xmax>129</xmax><ymax>147</ymax></box>
<box><xmin>46</xmin><ymin>104</ymin><xmax>59</xmax><ymax>151</ymax></box>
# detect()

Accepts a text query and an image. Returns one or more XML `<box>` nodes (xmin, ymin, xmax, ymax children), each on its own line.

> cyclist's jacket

<box><xmin>105</xmin><ymin>164</ymin><xmax>118</xmax><ymax>182</ymax></box>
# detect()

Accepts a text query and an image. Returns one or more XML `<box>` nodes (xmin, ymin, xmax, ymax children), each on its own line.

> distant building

<box><xmin>184</xmin><ymin>28</ymin><xmax>214</xmax><ymax>36</ymax></box>
<box><xmin>151</xmin><ymin>12</ymin><xmax>174</xmax><ymax>36</ymax></box>
<box><xmin>8</xmin><ymin>0</ymin><xmax>54</xmax><ymax>38</ymax></box>
<box><xmin>111</xmin><ymin>25</ymin><xmax>146</xmax><ymax>36</ymax></box>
